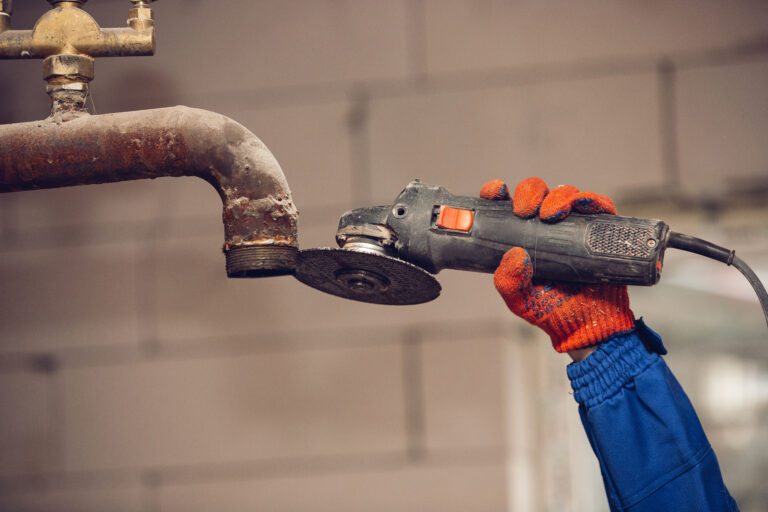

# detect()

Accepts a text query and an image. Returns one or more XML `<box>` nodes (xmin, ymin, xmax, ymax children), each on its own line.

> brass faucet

<box><xmin>0</xmin><ymin>1</ymin><xmax>11</xmax><ymax>33</ymax></box>
<box><xmin>0</xmin><ymin>0</ymin><xmax>156</xmax><ymax>115</ymax></box>
<box><xmin>0</xmin><ymin>0</ymin><xmax>300</xmax><ymax>277</ymax></box>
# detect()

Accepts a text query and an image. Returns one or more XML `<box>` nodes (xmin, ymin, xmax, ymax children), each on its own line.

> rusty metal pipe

<box><xmin>0</xmin><ymin>106</ymin><xmax>298</xmax><ymax>277</ymax></box>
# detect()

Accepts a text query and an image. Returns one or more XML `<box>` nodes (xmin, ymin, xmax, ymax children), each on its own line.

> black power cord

<box><xmin>668</xmin><ymin>232</ymin><xmax>768</xmax><ymax>329</ymax></box>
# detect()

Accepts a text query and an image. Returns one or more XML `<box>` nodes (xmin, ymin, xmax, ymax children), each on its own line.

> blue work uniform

<box><xmin>566</xmin><ymin>319</ymin><xmax>739</xmax><ymax>511</ymax></box>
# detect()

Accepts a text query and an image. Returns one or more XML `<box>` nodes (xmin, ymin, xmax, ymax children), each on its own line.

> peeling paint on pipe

<box><xmin>0</xmin><ymin>106</ymin><xmax>298</xmax><ymax>277</ymax></box>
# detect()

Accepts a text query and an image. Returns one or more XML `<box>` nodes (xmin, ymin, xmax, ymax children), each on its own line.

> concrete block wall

<box><xmin>1</xmin><ymin>1</ymin><xmax>767</xmax><ymax>510</ymax></box>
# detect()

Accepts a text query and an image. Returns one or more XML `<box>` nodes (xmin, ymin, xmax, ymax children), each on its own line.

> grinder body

<box><xmin>337</xmin><ymin>180</ymin><xmax>669</xmax><ymax>286</ymax></box>
<box><xmin>297</xmin><ymin>180</ymin><xmax>768</xmax><ymax>321</ymax></box>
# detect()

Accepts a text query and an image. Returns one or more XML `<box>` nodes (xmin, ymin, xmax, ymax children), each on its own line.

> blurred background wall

<box><xmin>1</xmin><ymin>1</ymin><xmax>767</xmax><ymax>510</ymax></box>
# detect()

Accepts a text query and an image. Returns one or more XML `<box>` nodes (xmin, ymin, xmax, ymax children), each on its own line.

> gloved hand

<box><xmin>480</xmin><ymin>177</ymin><xmax>635</xmax><ymax>354</ymax></box>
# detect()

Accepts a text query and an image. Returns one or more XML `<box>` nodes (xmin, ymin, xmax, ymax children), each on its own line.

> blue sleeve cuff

<box><xmin>566</xmin><ymin>319</ymin><xmax>666</xmax><ymax>408</ymax></box>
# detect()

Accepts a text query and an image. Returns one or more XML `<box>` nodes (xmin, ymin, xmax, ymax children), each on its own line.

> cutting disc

<box><xmin>294</xmin><ymin>248</ymin><xmax>441</xmax><ymax>305</ymax></box>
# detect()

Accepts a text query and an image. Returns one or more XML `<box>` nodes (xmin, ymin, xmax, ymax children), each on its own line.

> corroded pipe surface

<box><xmin>0</xmin><ymin>106</ymin><xmax>298</xmax><ymax>276</ymax></box>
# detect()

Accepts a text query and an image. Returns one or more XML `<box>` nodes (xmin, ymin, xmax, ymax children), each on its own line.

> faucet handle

<box><xmin>128</xmin><ymin>0</ymin><xmax>155</xmax><ymax>31</ymax></box>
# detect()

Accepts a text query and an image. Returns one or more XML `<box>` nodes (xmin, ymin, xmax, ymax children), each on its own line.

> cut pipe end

<box><xmin>225</xmin><ymin>245</ymin><xmax>298</xmax><ymax>278</ymax></box>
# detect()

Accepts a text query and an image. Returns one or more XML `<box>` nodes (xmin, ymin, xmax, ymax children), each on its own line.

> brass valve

<box><xmin>0</xmin><ymin>0</ymin><xmax>156</xmax><ymax>115</ymax></box>
<box><xmin>128</xmin><ymin>0</ymin><xmax>156</xmax><ymax>31</ymax></box>
<box><xmin>0</xmin><ymin>0</ymin><xmax>10</xmax><ymax>33</ymax></box>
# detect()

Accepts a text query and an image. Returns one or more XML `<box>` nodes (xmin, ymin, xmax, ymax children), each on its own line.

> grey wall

<box><xmin>1</xmin><ymin>1</ymin><xmax>767</xmax><ymax>511</ymax></box>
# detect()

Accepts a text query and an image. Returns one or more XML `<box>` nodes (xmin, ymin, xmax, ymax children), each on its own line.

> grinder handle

<box><xmin>387</xmin><ymin>189</ymin><xmax>669</xmax><ymax>286</ymax></box>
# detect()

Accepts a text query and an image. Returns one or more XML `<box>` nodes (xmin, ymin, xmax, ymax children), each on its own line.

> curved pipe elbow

<box><xmin>0</xmin><ymin>106</ymin><xmax>298</xmax><ymax>277</ymax></box>
<box><xmin>178</xmin><ymin>107</ymin><xmax>299</xmax><ymax>277</ymax></box>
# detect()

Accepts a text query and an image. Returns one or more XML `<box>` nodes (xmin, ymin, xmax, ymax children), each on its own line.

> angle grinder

<box><xmin>294</xmin><ymin>180</ymin><xmax>768</xmax><ymax>328</ymax></box>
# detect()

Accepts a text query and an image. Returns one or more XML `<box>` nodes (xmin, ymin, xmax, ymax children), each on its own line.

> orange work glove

<box><xmin>480</xmin><ymin>177</ymin><xmax>636</xmax><ymax>353</ymax></box>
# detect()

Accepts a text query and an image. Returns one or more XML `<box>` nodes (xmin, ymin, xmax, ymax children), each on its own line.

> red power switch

<box><xmin>437</xmin><ymin>206</ymin><xmax>474</xmax><ymax>231</ymax></box>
